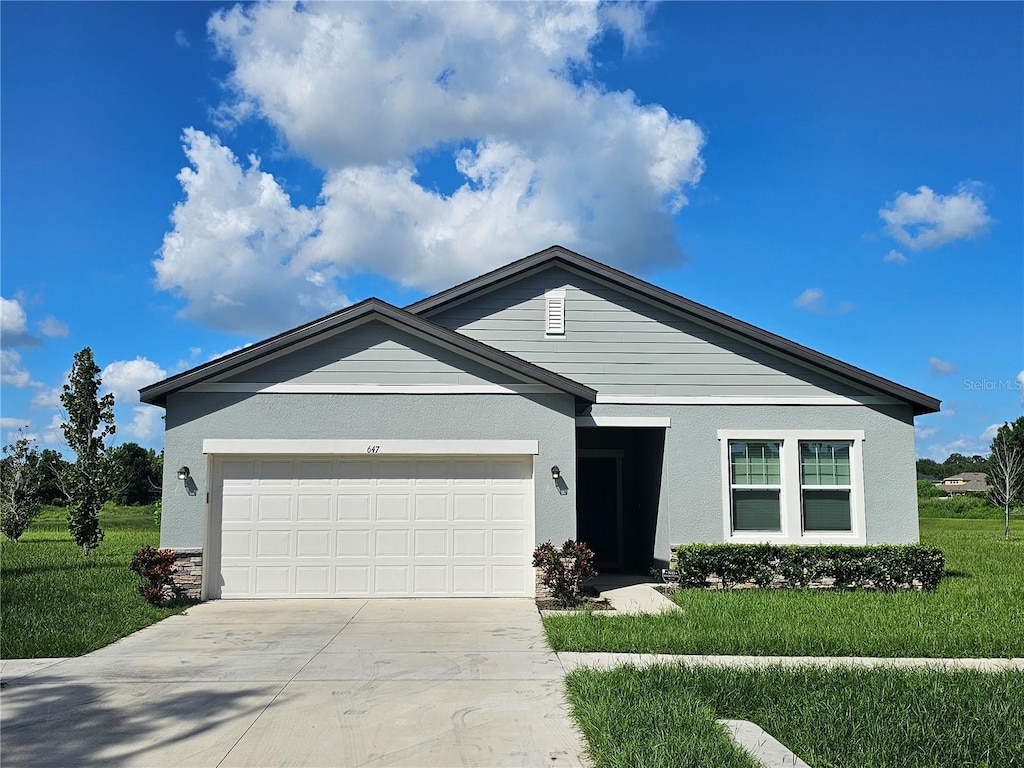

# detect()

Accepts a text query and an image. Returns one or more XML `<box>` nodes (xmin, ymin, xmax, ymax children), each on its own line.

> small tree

<box><xmin>532</xmin><ymin>539</ymin><xmax>597</xmax><ymax>608</ymax></box>
<box><xmin>988</xmin><ymin>422</ymin><xmax>1024</xmax><ymax>541</ymax></box>
<box><xmin>0</xmin><ymin>430</ymin><xmax>44</xmax><ymax>541</ymax></box>
<box><xmin>59</xmin><ymin>347</ymin><xmax>116</xmax><ymax>555</ymax></box>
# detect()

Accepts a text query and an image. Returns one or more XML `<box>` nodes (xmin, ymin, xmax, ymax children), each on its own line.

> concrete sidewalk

<box><xmin>1</xmin><ymin>599</ymin><xmax>586</xmax><ymax>768</ymax></box>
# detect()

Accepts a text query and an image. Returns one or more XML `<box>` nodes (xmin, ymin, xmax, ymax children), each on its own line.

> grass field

<box><xmin>545</xmin><ymin>518</ymin><xmax>1024</xmax><ymax>658</ymax></box>
<box><xmin>564</xmin><ymin>664</ymin><xmax>1024</xmax><ymax>768</ymax></box>
<box><xmin>0</xmin><ymin>505</ymin><xmax>186</xmax><ymax>659</ymax></box>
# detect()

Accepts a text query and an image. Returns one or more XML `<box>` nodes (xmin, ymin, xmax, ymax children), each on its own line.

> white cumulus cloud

<box><xmin>880</xmin><ymin>183</ymin><xmax>992</xmax><ymax>251</ymax></box>
<box><xmin>38</xmin><ymin>316</ymin><xmax>69</xmax><ymax>338</ymax></box>
<box><xmin>1</xmin><ymin>349</ymin><xmax>33</xmax><ymax>387</ymax></box>
<box><xmin>155</xmin><ymin>2</ymin><xmax>706</xmax><ymax>335</ymax></box>
<box><xmin>1018</xmin><ymin>370</ymin><xmax>1024</xmax><ymax>405</ymax></box>
<box><xmin>1</xmin><ymin>296</ymin><xmax>39</xmax><ymax>347</ymax></box>
<box><xmin>927</xmin><ymin>356</ymin><xmax>957</xmax><ymax>376</ymax></box>
<box><xmin>793</xmin><ymin>288</ymin><xmax>854</xmax><ymax>315</ymax></box>
<box><xmin>101</xmin><ymin>358</ymin><xmax>167</xmax><ymax>404</ymax></box>
<box><xmin>101</xmin><ymin>358</ymin><xmax>168</xmax><ymax>443</ymax></box>
<box><xmin>884</xmin><ymin>249</ymin><xmax>907</xmax><ymax>265</ymax></box>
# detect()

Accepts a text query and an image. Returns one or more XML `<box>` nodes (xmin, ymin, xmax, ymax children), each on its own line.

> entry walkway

<box><xmin>1</xmin><ymin>599</ymin><xmax>586</xmax><ymax>768</ymax></box>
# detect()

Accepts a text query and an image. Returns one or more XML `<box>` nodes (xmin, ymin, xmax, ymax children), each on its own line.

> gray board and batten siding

<box><xmin>426</xmin><ymin>265</ymin><xmax>882</xmax><ymax>401</ymax></box>
<box><xmin>218</xmin><ymin>319</ymin><xmax>535</xmax><ymax>389</ymax></box>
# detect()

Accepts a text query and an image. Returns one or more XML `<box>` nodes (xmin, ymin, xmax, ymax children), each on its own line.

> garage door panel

<box><xmin>492</xmin><ymin>494</ymin><xmax>527</xmax><ymax>520</ymax></box>
<box><xmin>453</xmin><ymin>529</ymin><xmax>487</xmax><ymax>556</ymax></box>
<box><xmin>337</xmin><ymin>529</ymin><xmax>371</xmax><ymax>556</ymax></box>
<box><xmin>216</xmin><ymin>455</ymin><xmax>533</xmax><ymax>598</ymax></box>
<box><xmin>296</xmin><ymin>530</ymin><xmax>331</xmax><ymax>557</ymax></box>
<box><xmin>453</xmin><ymin>495</ymin><xmax>486</xmax><ymax>520</ymax></box>
<box><xmin>452</xmin><ymin>566</ymin><xmax>487</xmax><ymax>593</ymax></box>
<box><xmin>255</xmin><ymin>566</ymin><xmax>291</xmax><ymax>594</ymax></box>
<box><xmin>337</xmin><ymin>495</ymin><xmax>371</xmax><ymax>520</ymax></box>
<box><xmin>298</xmin><ymin>460</ymin><xmax>334</xmax><ymax>485</ymax></box>
<box><xmin>297</xmin><ymin>494</ymin><xmax>332</xmax><ymax>521</ymax></box>
<box><xmin>222</xmin><ymin>530</ymin><xmax>252</xmax><ymax>557</ymax></box>
<box><xmin>295</xmin><ymin>567</ymin><xmax>330</xmax><ymax>595</ymax></box>
<box><xmin>492</xmin><ymin>529</ymin><xmax>527</xmax><ymax>556</ymax></box>
<box><xmin>375</xmin><ymin>530</ymin><xmax>410</xmax><ymax>556</ymax></box>
<box><xmin>222</xmin><ymin>496</ymin><xmax>253</xmax><ymax>522</ymax></box>
<box><xmin>376</xmin><ymin>495</ymin><xmax>411</xmax><ymax>521</ymax></box>
<box><xmin>413</xmin><ymin>565</ymin><xmax>448</xmax><ymax>593</ymax></box>
<box><xmin>257</xmin><ymin>460</ymin><xmax>294</xmax><ymax>485</ymax></box>
<box><xmin>256</xmin><ymin>530</ymin><xmax>292</xmax><ymax>557</ymax></box>
<box><xmin>257</xmin><ymin>495</ymin><xmax>292</xmax><ymax>521</ymax></box>
<box><xmin>414</xmin><ymin>494</ymin><xmax>448</xmax><ymax>520</ymax></box>
<box><xmin>414</xmin><ymin>529</ymin><xmax>448</xmax><ymax>556</ymax></box>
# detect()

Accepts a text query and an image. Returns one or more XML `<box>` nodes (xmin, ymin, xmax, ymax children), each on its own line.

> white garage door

<box><xmin>210</xmin><ymin>455</ymin><xmax>535</xmax><ymax>598</ymax></box>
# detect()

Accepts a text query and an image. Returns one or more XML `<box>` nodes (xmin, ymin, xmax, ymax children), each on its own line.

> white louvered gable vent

<box><xmin>545</xmin><ymin>289</ymin><xmax>566</xmax><ymax>336</ymax></box>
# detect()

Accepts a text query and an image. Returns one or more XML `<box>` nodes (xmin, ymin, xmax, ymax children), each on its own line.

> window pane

<box><xmin>800</xmin><ymin>442</ymin><xmax>851</xmax><ymax>486</ymax></box>
<box><xmin>730</xmin><ymin>441</ymin><xmax>781</xmax><ymax>485</ymax></box>
<box><xmin>803</xmin><ymin>489</ymin><xmax>852</xmax><ymax>531</ymax></box>
<box><xmin>733</xmin><ymin>489</ymin><xmax>781</xmax><ymax>531</ymax></box>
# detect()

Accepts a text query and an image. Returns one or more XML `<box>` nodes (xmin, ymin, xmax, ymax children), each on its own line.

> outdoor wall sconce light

<box><xmin>177</xmin><ymin>466</ymin><xmax>190</xmax><ymax>481</ymax></box>
<box><xmin>551</xmin><ymin>465</ymin><xmax>560</xmax><ymax>480</ymax></box>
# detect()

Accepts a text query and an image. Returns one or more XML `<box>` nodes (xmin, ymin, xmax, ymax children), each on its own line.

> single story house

<box><xmin>935</xmin><ymin>472</ymin><xmax>990</xmax><ymax>495</ymax></box>
<box><xmin>140</xmin><ymin>246</ymin><xmax>940</xmax><ymax>599</ymax></box>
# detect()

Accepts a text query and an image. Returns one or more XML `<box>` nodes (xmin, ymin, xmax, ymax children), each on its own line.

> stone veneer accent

<box><xmin>170</xmin><ymin>548</ymin><xmax>203</xmax><ymax>600</ymax></box>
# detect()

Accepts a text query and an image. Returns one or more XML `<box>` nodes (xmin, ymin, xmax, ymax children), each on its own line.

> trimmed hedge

<box><xmin>672</xmin><ymin>543</ymin><xmax>944</xmax><ymax>591</ymax></box>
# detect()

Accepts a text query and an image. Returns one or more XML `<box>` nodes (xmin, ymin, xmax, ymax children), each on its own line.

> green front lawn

<box><xmin>565</xmin><ymin>664</ymin><xmax>1024</xmax><ymax>768</ymax></box>
<box><xmin>545</xmin><ymin>519</ymin><xmax>1024</xmax><ymax>658</ymax></box>
<box><xmin>0</xmin><ymin>506</ymin><xmax>186</xmax><ymax>659</ymax></box>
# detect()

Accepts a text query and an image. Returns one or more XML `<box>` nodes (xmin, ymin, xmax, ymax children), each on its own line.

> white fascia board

<box><xmin>597</xmin><ymin>395</ymin><xmax>899</xmax><ymax>406</ymax></box>
<box><xmin>187</xmin><ymin>383</ymin><xmax>555</xmax><ymax>395</ymax></box>
<box><xmin>202</xmin><ymin>439</ymin><xmax>540</xmax><ymax>456</ymax></box>
<box><xmin>575</xmin><ymin>416</ymin><xmax>671</xmax><ymax>428</ymax></box>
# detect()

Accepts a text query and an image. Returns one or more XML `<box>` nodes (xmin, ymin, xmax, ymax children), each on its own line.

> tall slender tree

<box><xmin>59</xmin><ymin>347</ymin><xmax>116</xmax><ymax>554</ymax></box>
<box><xmin>988</xmin><ymin>418</ymin><xmax>1024</xmax><ymax>541</ymax></box>
<box><xmin>1</xmin><ymin>430</ymin><xmax>44</xmax><ymax>541</ymax></box>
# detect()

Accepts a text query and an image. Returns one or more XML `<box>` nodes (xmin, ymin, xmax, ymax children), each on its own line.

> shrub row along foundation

<box><xmin>670</xmin><ymin>543</ymin><xmax>944</xmax><ymax>591</ymax></box>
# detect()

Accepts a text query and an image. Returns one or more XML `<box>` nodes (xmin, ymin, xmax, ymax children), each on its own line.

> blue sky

<box><xmin>2</xmin><ymin>1</ymin><xmax>1021</xmax><ymax>460</ymax></box>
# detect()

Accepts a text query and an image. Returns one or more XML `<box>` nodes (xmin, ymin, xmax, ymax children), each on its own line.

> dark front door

<box><xmin>576</xmin><ymin>451</ymin><xmax>623</xmax><ymax>570</ymax></box>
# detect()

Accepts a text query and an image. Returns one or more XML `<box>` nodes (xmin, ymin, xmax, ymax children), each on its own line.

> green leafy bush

<box><xmin>672</xmin><ymin>543</ymin><xmax>944</xmax><ymax>591</ymax></box>
<box><xmin>917</xmin><ymin>479</ymin><xmax>943</xmax><ymax>499</ymax></box>
<box><xmin>533</xmin><ymin>539</ymin><xmax>597</xmax><ymax>607</ymax></box>
<box><xmin>918</xmin><ymin>494</ymin><xmax>1001</xmax><ymax>519</ymax></box>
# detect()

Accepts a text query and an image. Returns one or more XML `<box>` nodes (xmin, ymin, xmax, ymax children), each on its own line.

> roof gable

<box><xmin>140</xmin><ymin>298</ymin><xmax>596</xmax><ymax>408</ymax></box>
<box><xmin>407</xmin><ymin>246</ymin><xmax>941</xmax><ymax>415</ymax></box>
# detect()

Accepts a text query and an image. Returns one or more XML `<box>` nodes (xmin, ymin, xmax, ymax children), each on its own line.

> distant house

<box><xmin>935</xmin><ymin>472</ymin><xmax>990</xmax><ymax>495</ymax></box>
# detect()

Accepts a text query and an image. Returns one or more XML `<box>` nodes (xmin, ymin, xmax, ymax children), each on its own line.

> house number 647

<box><xmin>366</xmin><ymin>445</ymin><xmax>381</xmax><ymax>453</ymax></box>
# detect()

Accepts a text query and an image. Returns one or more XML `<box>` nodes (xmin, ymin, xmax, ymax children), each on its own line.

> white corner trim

<box><xmin>596</xmin><ymin>395</ymin><xmax>899</xmax><ymax>406</ymax></box>
<box><xmin>186</xmin><ymin>383</ymin><xmax>556</xmax><ymax>395</ymax></box>
<box><xmin>202</xmin><ymin>439</ymin><xmax>540</xmax><ymax>456</ymax></box>
<box><xmin>575</xmin><ymin>416</ymin><xmax>671</xmax><ymax>428</ymax></box>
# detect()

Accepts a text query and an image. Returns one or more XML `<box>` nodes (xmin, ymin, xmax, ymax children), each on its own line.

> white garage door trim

<box><xmin>203</xmin><ymin>439</ymin><xmax>539</xmax><ymax>455</ymax></box>
<box><xmin>205</xmin><ymin>453</ymin><xmax>536</xmax><ymax>600</ymax></box>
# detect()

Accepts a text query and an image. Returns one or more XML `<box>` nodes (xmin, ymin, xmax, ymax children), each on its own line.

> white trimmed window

<box><xmin>718</xmin><ymin>430</ymin><xmax>865</xmax><ymax>544</ymax></box>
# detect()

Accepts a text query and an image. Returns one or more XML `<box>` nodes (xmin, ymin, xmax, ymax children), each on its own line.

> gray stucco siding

<box><xmin>160</xmin><ymin>392</ymin><xmax>577</xmax><ymax>551</ymax></box>
<box><xmin>583</xmin><ymin>402</ymin><xmax>919</xmax><ymax>564</ymax></box>
<box><xmin>219</xmin><ymin>320</ymin><xmax>525</xmax><ymax>387</ymax></box>
<box><xmin>429</xmin><ymin>267</ymin><xmax>880</xmax><ymax>398</ymax></box>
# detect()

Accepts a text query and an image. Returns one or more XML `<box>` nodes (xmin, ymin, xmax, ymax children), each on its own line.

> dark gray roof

<box><xmin>139</xmin><ymin>298</ymin><xmax>597</xmax><ymax>408</ymax></box>
<box><xmin>406</xmin><ymin>245</ymin><xmax>941</xmax><ymax>416</ymax></box>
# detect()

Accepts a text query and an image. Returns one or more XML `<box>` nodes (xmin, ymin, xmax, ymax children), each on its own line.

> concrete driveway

<box><xmin>0</xmin><ymin>599</ymin><xmax>586</xmax><ymax>767</ymax></box>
